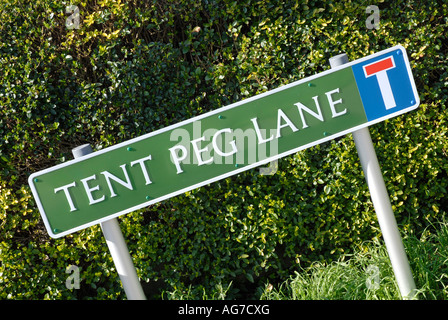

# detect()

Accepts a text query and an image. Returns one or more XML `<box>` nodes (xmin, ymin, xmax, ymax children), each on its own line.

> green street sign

<box><xmin>29</xmin><ymin>45</ymin><xmax>419</xmax><ymax>238</ymax></box>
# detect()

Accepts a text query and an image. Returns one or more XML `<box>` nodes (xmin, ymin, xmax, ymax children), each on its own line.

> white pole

<box><xmin>329</xmin><ymin>54</ymin><xmax>416</xmax><ymax>299</ymax></box>
<box><xmin>72</xmin><ymin>144</ymin><xmax>147</xmax><ymax>300</ymax></box>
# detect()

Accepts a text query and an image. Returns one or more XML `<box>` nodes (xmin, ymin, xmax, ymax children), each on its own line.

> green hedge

<box><xmin>1</xmin><ymin>0</ymin><xmax>447</xmax><ymax>299</ymax></box>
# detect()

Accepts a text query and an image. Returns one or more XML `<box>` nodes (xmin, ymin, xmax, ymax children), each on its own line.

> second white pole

<box><xmin>329</xmin><ymin>54</ymin><xmax>416</xmax><ymax>299</ymax></box>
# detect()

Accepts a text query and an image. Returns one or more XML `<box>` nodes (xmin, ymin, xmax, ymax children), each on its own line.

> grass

<box><xmin>163</xmin><ymin>219</ymin><xmax>448</xmax><ymax>300</ymax></box>
<box><xmin>259</xmin><ymin>219</ymin><xmax>448</xmax><ymax>300</ymax></box>
<box><xmin>259</xmin><ymin>239</ymin><xmax>400</xmax><ymax>300</ymax></box>
<box><xmin>403</xmin><ymin>220</ymin><xmax>448</xmax><ymax>300</ymax></box>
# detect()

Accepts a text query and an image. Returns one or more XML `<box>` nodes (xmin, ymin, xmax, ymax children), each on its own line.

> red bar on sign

<box><xmin>364</xmin><ymin>57</ymin><xmax>394</xmax><ymax>76</ymax></box>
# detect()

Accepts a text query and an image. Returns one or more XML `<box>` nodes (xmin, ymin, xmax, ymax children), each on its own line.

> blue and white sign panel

<box><xmin>351</xmin><ymin>45</ymin><xmax>419</xmax><ymax>123</ymax></box>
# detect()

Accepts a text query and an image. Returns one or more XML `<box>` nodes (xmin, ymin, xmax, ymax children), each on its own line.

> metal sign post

<box><xmin>329</xmin><ymin>54</ymin><xmax>416</xmax><ymax>299</ymax></box>
<box><xmin>72</xmin><ymin>144</ymin><xmax>146</xmax><ymax>300</ymax></box>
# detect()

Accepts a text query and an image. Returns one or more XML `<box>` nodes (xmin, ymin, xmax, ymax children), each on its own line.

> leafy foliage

<box><xmin>1</xmin><ymin>0</ymin><xmax>447</xmax><ymax>299</ymax></box>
